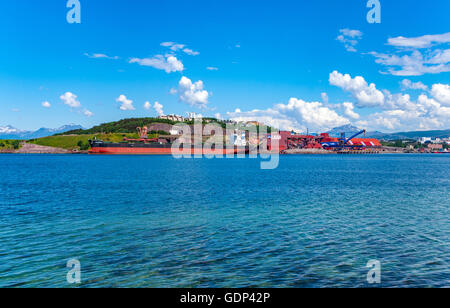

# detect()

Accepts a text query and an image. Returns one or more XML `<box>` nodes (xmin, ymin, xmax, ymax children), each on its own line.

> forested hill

<box><xmin>60</xmin><ymin>118</ymin><xmax>179</xmax><ymax>135</ymax></box>
<box><xmin>60</xmin><ymin>117</ymin><xmax>231</xmax><ymax>135</ymax></box>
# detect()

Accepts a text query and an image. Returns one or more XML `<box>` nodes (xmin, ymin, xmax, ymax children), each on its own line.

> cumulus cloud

<box><xmin>227</xmin><ymin>98</ymin><xmax>349</xmax><ymax>132</ymax></box>
<box><xmin>60</xmin><ymin>92</ymin><xmax>81</xmax><ymax>108</ymax></box>
<box><xmin>431</xmin><ymin>83</ymin><xmax>450</xmax><ymax>106</ymax></box>
<box><xmin>400</xmin><ymin>79</ymin><xmax>428</xmax><ymax>91</ymax></box>
<box><xmin>153</xmin><ymin>102</ymin><xmax>164</xmax><ymax>116</ymax></box>
<box><xmin>129</xmin><ymin>55</ymin><xmax>184</xmax><ymax>73</ymax></box>
<box><xmin>329</xmin><ymin>71</ymin><xmax>384</xmax><ymax>107</ymax></box>
<box><xmin>116</xmin><ymin>95</ymin><xmax>135</xmax><ymax>111</ymax></box>
<box><xmin>224</xmin><ymin>69</ymin><xmax>450</xmax><ymax>133</ymax></box>
<box><xmin>83</xmin><ymin>109</ymin><xmax>94</xmax><ymax>117</ymax></box>
<box><xmin>178</xmin><ymin>76</ymin><xmax>210</xmax><ymax>108</ymax></box>
<box><xmin>84</xmin><ymin>53</ymin><xmax>119</xmax><ymax>60</ymax></box>
<box><xmin>336</xmin><ymin>29</ymin><xmax>363</xmax><ymax>52</ymax></box>
<box><xmin>42</xmin><ymin>101</ymin><xmax>51</xmax><ymax>108</ymax></box>
<box><xmin>342</xmin><ymin>102</ymin><xmax>360</xmax><ymax>119</ymax></box>
<box><xmin>382</xmin><ymin>91</ymin><xmax>416</xmax><ymax>111</ymax></box>
<box><xmin>143</xmin><ymin>101</ymin><xmax>151</xmax><ymax>110</ymax></box>
<box><xmin>326</xmin><ymin>70</ymin><xmax>450</xmax><ymax>131</ymax></box>
<box><xmin>358</xmin><ymin>93</ymin><xmax>450</xmax><ymax>132</ymax></box>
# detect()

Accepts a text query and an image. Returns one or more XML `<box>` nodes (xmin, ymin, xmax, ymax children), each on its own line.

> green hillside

<box><xmin>62</xmin><ymin>117</ymin><xmax>188</xmax><ymax>135</ymax></box>
<box><xmin>0</xmin><ymin>139</ymin><xmax>21</xmax><ymax>150</ymax></box>
<box><xmin>29</xmin><ymin>133</ymin><xmax>150</xmax><ymax>150</ymax></box>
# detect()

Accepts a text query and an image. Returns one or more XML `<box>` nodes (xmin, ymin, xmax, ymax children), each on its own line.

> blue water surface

<box><xmin>0</xmin><ymin>154</ymin><xmax>449</xmax><ymax>288</ymax></box>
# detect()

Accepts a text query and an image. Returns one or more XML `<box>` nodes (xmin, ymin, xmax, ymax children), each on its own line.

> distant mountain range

<box><xmin>327</xmin><ymin>125</ymin><xmax>450</xmax><ymax>140</ymax></box>
<box><xmin>0</xmin><ymin>125</ymin><xmax>83</xmax><ymax>140</ymax></box>
<box><xmin>2</xmin><ymin>121</ymin><xmax>449</xmax><ymax>141</ymax></box>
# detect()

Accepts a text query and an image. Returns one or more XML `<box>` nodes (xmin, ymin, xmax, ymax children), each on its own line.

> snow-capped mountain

<box><xmin>0</xmin><ymin>124</ymin><xmax>83</xmax><ymax>140</ymax></box>
<box><xmin>0</xmin><ymin>125</ymin><xmax>25</xmax><ymax>134</ymax></box>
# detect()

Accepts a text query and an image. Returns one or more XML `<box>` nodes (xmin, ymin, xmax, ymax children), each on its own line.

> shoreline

<box><xmin>0</xmin><ymin>142</ymin><xmax>446</xmax><ymax>155</ymax></box>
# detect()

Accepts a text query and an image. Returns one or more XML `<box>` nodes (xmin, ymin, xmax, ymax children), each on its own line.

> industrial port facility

<box><xmin>89</xmin><ymin>125</ymin><xmax>383</xmax><ymax>155</ymax></box>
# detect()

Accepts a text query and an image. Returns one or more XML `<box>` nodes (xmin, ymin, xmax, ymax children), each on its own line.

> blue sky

<box><xmin>1</xmin><ymin>0</ymin><xmax>449</xmax><ymax>132</ymax></box>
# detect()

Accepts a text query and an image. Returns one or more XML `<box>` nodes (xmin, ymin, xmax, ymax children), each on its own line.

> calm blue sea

<box><xmin>0</xmin><ymin>154</ymin><xmax>449</xmax><ymax>288</ymax></box>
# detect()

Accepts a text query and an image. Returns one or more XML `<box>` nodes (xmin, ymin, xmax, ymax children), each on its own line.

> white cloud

<box><xmin>369</xmin><ymin>33</ymin><xmax>450</xmax><ymax>76</ymax></box>
<box><xmin>83</xmin><ymin>109</ymin><xmax>94</xmax><ymax>117</ymax></box>
<box><xmin>369</xmin><ymin>50</ymin><xmax>450</xmax><ymax>76</ymax></box>
<box><xmin>84</xmin><ymin>53</ymin><xmax>119</xmax><ymax>60</ymax></box>
<box><xmin>431</xmin><ymin>83</ymin><xmax>450</xmax><ymax>106</ymax></box>
<box><xmin>383</xmin><ymin>91</ymin><xmax>416</xmax><ymax>110</ymax></box>
<box><xmin>42</xmin><ymin>101</ymin><xmax>51</xmax><ymax>108</ymax></box>
<box><xmin>161</xmin><ymin>42</ymin><xmax>186</xmax><ymax>51</ymax></box>
<box><xmin>342</xmin><ymin>102</ymin><xmax>360</xmax><ymax>119</ymax></box>
<box><xmin>227</xmin><ymin>98</ymin><xmax>350</xmax><ymax>132</ymax></box>
<box><xmin>153</xmin><ymin>102</ymin><xmax>164</xmax><ymax>116</ymax></box>
<box><xmin>329</xmin><ymin>71</ymin><xmax>385</xmax><ymax>107</ymax></box>
<box><xmin>129</xmin><ymin>55</ymin><xmax>184</xmax><ymax>73</ymax></box>
<box><xmin>144</xmin><ymin>101</ymin><xmax>151</xmax><ymax>110</ymax></box>
<box><xmin>161</xmin><ymin>42</ymin><xmax>199</xmax><ymax>56</ymax></box>
<box><xmin>359</xmin><ymin>93</ymin><xmax>450</xmax><ymax>132</ymax></box>
<box><xmin>321</xmin><ymin>92</ymin><xmax>329</xmax><ymax>104</ymax></box>
<box><xmin>178</xmin><ymin>76</ymin><xmax>210</xmax><ymax>108</ymax></box>
<box><xmin>387</xmin><ymin>32</ymin><xmax>450</xmax><ymax>49</ymax></box>
<box><xmin>183</xmin><ymin>48</ymin><xmax>200</xmax><ymax>56</ymax></box>
<box><xmin>428</xmin><ymin>49</ymin><xmax>450</xmax><ymax>64</ymax></box>
<box><xmin>337</xmin><ymin>29</ymin><xmax>363</xmax><ymax>52</ymax></box>
<box><xmin>60</xmin><ymin>92</ymin><xmax>81</xmax><ymax>108</ymax></box>
<box><xmin>400</xmin><ymin>79</ymin><xmax>428</xmax><ymax>90</ymax></box>
<box><xmin>207</xmin><ymin>67</ymin><xmax>219</xmax><ymax>71</ymax></box>
<box><xmin>116</xmin><ymin>95</ymin><xmax>135</xmax><ymax>111</ymax></box>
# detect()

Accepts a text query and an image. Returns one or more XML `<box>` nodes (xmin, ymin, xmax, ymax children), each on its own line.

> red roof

<box><xmin>321</xmin><ymin>137</ymin><xmax>381</xmax><ymax>147</ymax></box>
<box><xmin>347</xmin><ymin>138</ymin><xmax>382</xmax><ymax>147</ymax></box>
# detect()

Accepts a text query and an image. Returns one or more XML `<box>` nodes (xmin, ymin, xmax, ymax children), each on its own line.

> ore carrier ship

<box><xmin>89</xmin><ymin>126</ymin><xmax>245</xmax><ymax>155</ymax></box>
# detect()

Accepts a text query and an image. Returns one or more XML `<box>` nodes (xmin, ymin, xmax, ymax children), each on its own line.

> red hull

<box><xmin>89</xmin><ymin>146</ymin><xmax>244</xmax><ymax>155</ymax></box>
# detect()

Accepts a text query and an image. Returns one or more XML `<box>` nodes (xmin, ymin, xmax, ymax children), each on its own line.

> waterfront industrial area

<box><xmin>1</xmin><ymin>116</ymin><xmax>449</xmax><ymax>155</ymax></box>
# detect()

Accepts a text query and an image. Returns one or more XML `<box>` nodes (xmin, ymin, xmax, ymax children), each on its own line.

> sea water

<box><xmin>0</xmin><ymin>154</ymin><xmax>448</xmax><ymax>287</ymax></box>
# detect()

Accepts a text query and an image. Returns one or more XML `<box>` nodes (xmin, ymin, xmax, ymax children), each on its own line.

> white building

<box><xmin>419</xmin><ymin>137</ymin><xmax>432</xmax><ymax>144</ymax></box>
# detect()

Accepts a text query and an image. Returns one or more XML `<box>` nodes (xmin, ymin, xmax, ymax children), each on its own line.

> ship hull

<box><xmin>89</xmin><ymin>142</ymin><xmax>246</xmax><ymax>155</ymax></box>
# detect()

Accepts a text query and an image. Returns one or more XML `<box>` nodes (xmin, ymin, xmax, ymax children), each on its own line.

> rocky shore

<box><xmin>11</xmin><ymin>143</ymin><xmax>70</xmax><ymax>154</ymax></box>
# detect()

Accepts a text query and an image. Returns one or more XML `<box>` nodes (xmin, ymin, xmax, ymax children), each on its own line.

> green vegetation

<box><xmin>59</xmin><ymin>117</ymin><xmax>272</xmax><ymax>135</ymax></box>
<box><xmin>26</xmin><ymin>117</ymin><xmax>275</xmax><ymax>151</ymax></box>
<box><xmin>0</xmin><ymin>139</ymin><xmax>21</xmax><ymax>150</ymax></box>
<box><xmin>61</xmin><ymin>118</ymin><xmax>179</xmax><ymax>135</ymax></box>
<box><xmin>381</xmin><ymin>140</ymin><xmax>416</xmax><ymax>148</ymax></box>
<box><xmin>29</xmin><ymin>133</ymin><xmax>156</xmax><ymax>150</ymax></box>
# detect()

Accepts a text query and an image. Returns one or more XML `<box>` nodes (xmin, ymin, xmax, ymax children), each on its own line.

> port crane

<box><xmin>338</xmin><ymin>129</ymin><xmax>366</xmax><ymax>150</ymax></box>
<box><xmin>321</xmin><ymin>129</ymin><xmax>367</xmax><ymax>151</ymax></box>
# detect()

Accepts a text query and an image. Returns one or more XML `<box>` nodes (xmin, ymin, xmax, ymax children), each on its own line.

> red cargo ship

<box><xmin>88</xmin><ymin>125</ymin><xmax>247</xmax><ymax>155</ymax></box>
<box><xmin>89</xmin><ymin>139</ymin><xmax>244</xmax><ymax>155</ymax></box>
